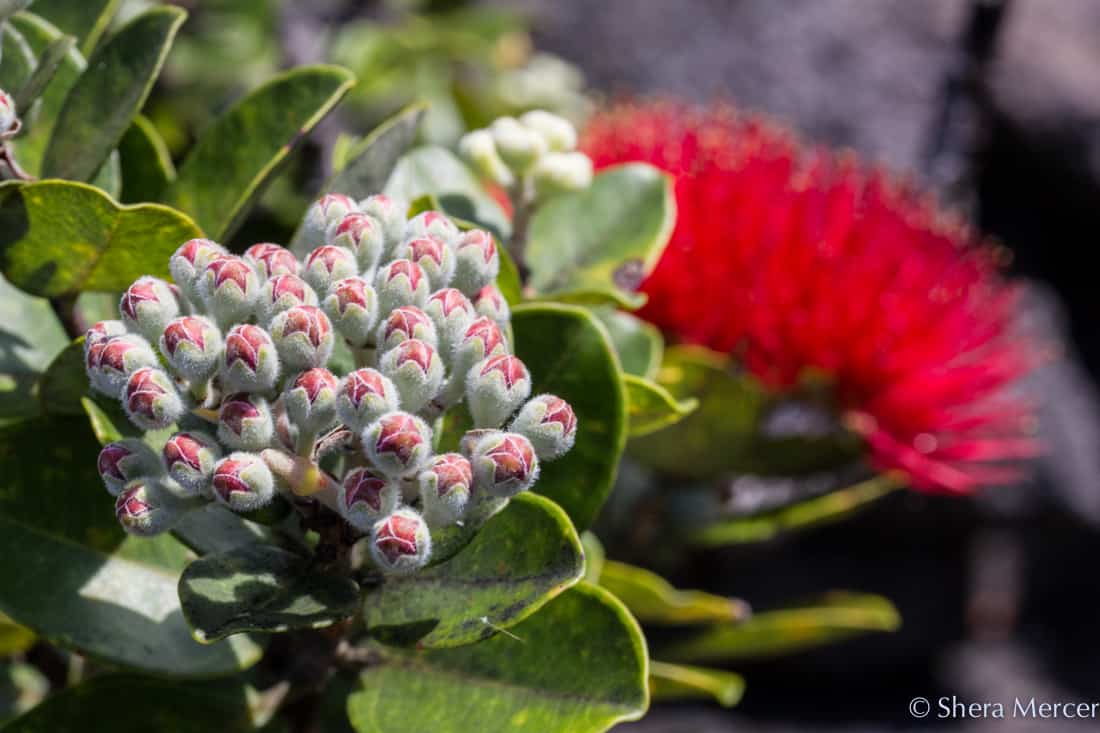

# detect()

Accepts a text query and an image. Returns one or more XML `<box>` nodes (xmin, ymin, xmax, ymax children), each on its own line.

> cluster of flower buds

<box><xmin>459</xmin><ymin>110</ymin><xmax>593</xmax><ymax>200</ymax></box>
<box><xmin>85</xmin><ymin>192</ymin><xmax>577</xmax><ymax>576</ymax></box>
<box><xmin>1</xmin><ymin>88</ymin><xmax>19</xmax><ymax>140</ymax></box>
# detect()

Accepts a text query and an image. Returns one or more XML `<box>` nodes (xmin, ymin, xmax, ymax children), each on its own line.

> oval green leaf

<box><xmin>118</xmin><ymin>114</ymin><xmax>175</xmax><ymax>203</ymax></box>
<box><xmin>17</xmin><ymin>0</ymin><xmax>119</xmax><ymax>57</ymax></box>
<box><xmin>0</xmin><ymin>23</ymin><xmax>35</xmax><ymax>92</ymax></box>
<box><xmin>0</xmin><ymin>274</ymin><xmax>67</xmax><ymax>425</ymax></box>
<box><xmin>0</xmin><ymin>180</ymin><xmax>203</xmax><ymax>297</ymax></box>
<box><xmin>598</xmin><ymin>560</ymin><xmax>749</xmax><ymax>626</ymax></box>
<box><xmin>165</xmin><ymin>65</ymin><xmax>355</xmax><ymax>241</ymax></box>
<box><xmin>592</xmin><ymin>308</ymin><xmax>663</xmax><ymax>378</ymax></box>
<box><xmin>512</xmin><ymin>303</ymin><xmax>627</xmax><ymax>530</ymax></box>
<box><xmin>348</xmin><ymin>583</ymin><xmax>648</xmax><ymax>733</ymax></box>
<box><xmin>363</xmin><ymin>493</ymin><xmax>584</xmax><ymax>649</ymax></box>
<box><xmin>649</xmin><ymin>661</ymin><xmax>744</xmax><ymax>708</ymax></box>
<box><xmin>624</xmin><ymin>374</ymin><xmax>698</xmax><ymax>438</ymax></box>
<box><xmin>526</xmin><ymin>163</ymin><xmax>674</xmax><ymax>304</ymax></box>
<box><xmin>179</xmin><ymin>544</ymin><xmax>361</xmax><ymax>643</ymax></box>
<box><xmin>0</xmin><ymin>416</ymin><xmax>261</xmax><ymax>676</ymax></box>
<box><xmin>41</xmin><ymin>6</ymin><xmax>186</xmax><ymax>182</ymax></box>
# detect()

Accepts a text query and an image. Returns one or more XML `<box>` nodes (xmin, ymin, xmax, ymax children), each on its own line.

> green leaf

<box><xmin>0</xmin><ymin>179</ymin><xmax>203</xmax><ymax>297</ymax></box>
<box><xmin>0</xmin><ymin>661</ymin><xmax>47</xmax><ymax>724</ymax></box>
<box><xmin>36</xmin><ymin>337</ymin><xmax>84</xmax><ymax>415</ymax></box>
<box><xmin>165</xmin><ymin>65</ymin><xmax>356</xmax><ymax>241</ymax></box>
<box><xmin>172</xmin><ymin>503</ymin><xmax>276</xmax><ymax>557</ymax></box>
<box><xmin>348</xmin><ymin>583</ymin><xmax>648</xmax><ymax>733</ymax></box>
<box><xmin>624</xmin><ymin>374</ymin><xmax>698</xmax><ymax>438</ymax></box>
<box><xmin>90</xmin><ymin>148</ymin><xmax>122</xmax><ymax>199</ymax></box>
<box><xmin>0</xmin><ymin>674</ymin><xmax>268</xmax><ymax>732</ymax></box>
<box><xmin>0</xmin><ymin>23</ymin><xmax>34</xmax><ymax>92</ymax></box>
<box><xmin>40</xmin><ymin>7</ymin><xmax>185</xmax><ymax>182</ymax></box>
<box><xmin>12</xmin><ymin>34</ymin><xmax>74</xmax><ymax>112</ymax></box>
<box><xmin>383</xmin><ymin>145</ymin><xmax>511</xmax><ymax>241</ymax></box>
<box><xmin>536</xmin><ymin>287</ymin><xmax>647</xmax><ymax>311</ymax></box>
<box><xmin>118</xmin><ymin>114</ymin><xmax>175</xmax><ymax>203</ymax></box>
<box><xmin>592</xmin><ymin>308</ymin><xmax>662</xmax><ymax>378</ymax></box>
<box><xmin>689</xmin><ymin>474</ymin><xmax>904</xmax><ymax>546</ymax></box>
<box><xmin>580</xmin><ymin>531</ymin><xmax>605</xmax><ymax>584</ymax></box>
<box><xmin>659</xmin><ymin>592</ymin><xmax>901</xmax><ymax>663</ymax></box>
<box><xmin>0</xmin><ymin>274</ymin><xmax>67</xmax><ymax>425</ymax></box>
<box><xmin>512</xmin><ymin>303</ymin><xmax>627</xmax><ymax>530</ymax></box>
<box><xmin>526</xmin><ymin>164</ymin><xmax>674</xmax><ymax>304</ymax></box>
<box><xmin>0</xmin><ymin>416</ymin><xmax>261</xmax><ymax>676</ymax></box>
<box><xmin>649</xmin><ymin>661</ymin><xmax>744</xmax><ymax>708</ymax></box>
<box><xmin>363</xmin><ymin>493</ymin><xmax>584</xmax><ymax>649</ymax></box>
<box><xmin>0</xmin><ymin>612</ymin><xmax>34</xmax><ymax>656</ymax></box>
<box><xmin>179</xmin><ymin>544</ymin><xmax>360</xmax><ymax>643</ymax></box>
<box><xmin>4</xmin><ymin>12</ymin><xmax>85</xmax><ymax>176</ymax></box>
<box><xmin>17</xmin><ymin>0</ymin><xmax>120</xmax><ymax>57</ymax></box>
<box><xmin>598</xmin><ymin>560</ymin><xmax>749</xmax><ymax>626</ymax></box>
<box><xmin>0</xmin><ymin>0</ymin><xmax>32</xmax><ymax>23</ymax></box>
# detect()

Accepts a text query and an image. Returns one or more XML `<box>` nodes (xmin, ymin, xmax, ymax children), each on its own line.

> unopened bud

<box><xmin>119</xmin><ymin>276</ymin><xmax>180</xmax><ymax>341</ymax></box>
<box><xmin>424</xmin><ymin>288</ymin><xmax>475</xmax><ymax>358</ymax></box>
<box><xmin>116</xmin><ymin>478</ymin><xmax>178</xmax><ymax>536</ymax></box>
<box><xmin>376</xmin><ymin>306</ymin><xmax>438</xmax><ymax>352</ymax></box>
<box><xmin>258</xmin><ymin>274</ymin><xmax>318</xmax><ymax>324</ymax></box>
<box><xmin>339</xmin><ymin>467</ymin><xmax>399</xmax><ymax>531</ymax></box>
<box><xmin>322</xmin><ymin>276</ymin><xmax>378</xmax><ymax>348</ymax></box>
<box><xmin>374</xmin><ymin>259</ymin><xmax>430</xmax><ymax>313</ymax></box>
<box><xmin>199</xmin><ymin>255</ymin><xmax>260</xmax><ymax>327</ymax></box>
<box><xmin>84</xmin><ymin>320</ymin><xmax>128</xmax><ymax>354</ymax></box>
<box><xmin>336</xmin><ymin>368</ymin><xmax>400</xmax><ymax>431</ymax></box>
<box><xmin>450</xmin><ymin>229</ymin><xmax>500</xmax><ymax>297</ymax></box>
<box><xmin>362</xmin><ymin>411</ymin><xmax>433</xmax><ymax>478</ymax></box>
<box><xmin>269</xmin><ymin>305</ymin><xmax>334</xmax><ymax>371</ymax></box>
<box><xmin>531</xmin><ymin>152</ymin><xmax>594</xmax><ymax>197</ymax></box>
<box><xmin>470</xmin><ymin>431</ymin><xmax>539</xmax><ymax>498</ymax></box>
<box><xmin>473</xmin><ymin>285</ymin><xmax>510</xmax><ymax>331</ymax></box>
<box><xmin>221</xmin><ymin>324</ymin><xmax>280</xmax><ymax>392</ymax></box>
<box><xmin>490</xmin><ymin>116</ymin><xmax>547</xmax><ymax>173</ymax></box>
<box><xmin>211</xmin><ymin>452</ymin><xmax>275</xmax><ymax>512</ymax></box>
<box><xmin>458</xmin><ymin>129</ymin><xmax>514</xmax><ymax>187</ymax></box>
<box><xmin>162</xmin><ymin>431</ymin><xmax>221</xmax><ymax>496</ymax></box>
<box><xmin>359</xmin><ymin>194</ymin><xmax>408</xmax><ymax>255</ymax></box>
<box><xmin>418</xmin><ymin>453</ymin><xmax>472</xmax><ymax>526</ymax></box>
<box><xmin>160</xmin><ymin>315</ymin><xmax>222</xmax><ymax>382</ymax></box>
<box><xmin>451</xmin><ymin>316</ymin><xmax>508</xmax><ymax>387</ymax></box>
<box><xmin>123</xmin><ymin>367</ymin><xmax>184</xmax><ymax>430</ymax></box>
<box><xmin>97</xmin><ymin>438</ymin><xmax>161</xmax><ymax>496</ymax></box>
<box><xmin>86</xmin><ymin>334</ymin><xmax>158</xmax><ymax>396</ymax></box>
<box><xmin>245</xmin><ymin>243</ymin><xmax>300</xmax><ymax>279</ymax></box>
<box><xmin>379</xmin><ymin>339</ymin><xmax>445</xmax><ymax>413</ymax></box>
<box><xmin>519</xmin><ymin>110</ymin><xmax>578</xmax><ymax>152</ymax></box>
<box><xmin>301</xmin><ymin>194</ymin><xmax>358</xmax><ymax>250</ymax></box>
<box><xmin>509</xmin><ymin>394</ymin><xmax>577</xmax><ymax>460</ymax></box>
<box><xmin>284</xmin><ymin>367</ymin><xmax>339</xmax><ymax>434</ymax></box>
<box><xmin>459</xmin><ymin>428</ymin><xmax>501</xmax><ymax>458</ymax></box>
<box><xmin>403</xmin><ymin>210</ymin><xmax>459</xmax><ymax>246</ymax></box>
<box><xmin>218</xmin><ymin>393</ymin><xmax>275</xmax><ymax>451</ymax></box>
<box><xmin>0</xmin><ymin>90</ymin><xmax>17</xmax><ymax>136</ymax></box>
<box><xmin>467</xmin><ymin>354</ymin><xmax>531</xmax><ymax>428</ymax></box>
<box><xmin>303</xmin><ymin>245</ymin><xmax>357</xmax><ymax>296</ymax></box>
<box><xmin>369</xmin><ymin>508</ymin><xmax>432</xmax><ymax>575</ymax></box>
<box><xmin>170</xmin><ymin>239</ymin><xmax>227</xmax><ymax>304</ymax></box>
<box><xmin>327</xmin><ymin>213</ymin><xmax>385</xmax><ymax>272</ymax></box>
<box><xmin>393</xmin><ymin>236</ymin><xmax>455</xmax><ymax>290</ymax></box>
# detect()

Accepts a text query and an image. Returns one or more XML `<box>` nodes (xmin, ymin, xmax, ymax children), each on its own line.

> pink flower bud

<box><xmin>369</xmin><ymin>508</ymin><xmax>432</xmax><ymax>575</ymax></box>
<box><xmin>339</xmin><ymin>467</ymin><xmax>399</xmax><ymax>531</ymax></box>
<box><xmin>509</xmin><ymin>394</ymin><xmax>577</xmax><ymax>461</ymax></box>
<box><xmin>162</xmin><ymin>431</ymin><xmax>221</xmax><ymax>496</ymax></box>
<box><xmin>211</xmin><ymin>452</ymin><xmax>275</xmax><ymax>512</ymax></box>
<box><xmin>418</xmin><ymin>453</ymin><xmax>472</xmax><ymax>526</ymax></box>
<box><xmin>269</xmin><ymin>305</ymin><xmax>334</xmax><ymax>370</ymax></box>
<box><xmin>0</xmin><ymin>90</ymin><xmax>17</xmax><ymax>135</ymax></box>
<box><xmin>123</xmin><ymin>367</ymin><xmax>184</xmax><ymax>430</ymax></box>
<box><xmin>284</xmin><ymin>367</ymin><xmax>339</xmax><ymax>433</ymax></box>
<box><xmin>245</xmin><ymin>242</ymin><xmax>300</xmax><ymax>278</ymax></box>
<box><xmin>336</xmin><ymin>368</ymin><xmax>400</xmax><ymax>431</ymax></box>
<box><xmin>470</xmin><ymin>431</ymin><xmax>539</xmax><ymax>498</ymax></box>
<box><xmin>377</xmin><ymin>305</ymin><xmax>438</xmax><ymax>352</ymax></box>
<box><xmin>458</xmin><ymin>428</ymin><xmax>501</xmax><ymax>457</ymax></box>
<box><xmin>374</xmin><ymin>259</ymin><xmax>430</xmax><ymax>314</ymax></box>
<box><xmin>160</xmin><ymin>315</ymin><xmax>222</xmax><ymax>381</ymax></box>
<box><xmin>362</xmin><ymin>411</ymin><xmax>433</xmax><ymax>478</ymax></box>
<box><xmin>86</xmin><ymin>334</ymin><xmax>159</xmax><ymax>397</ymax></box>
<box><xmin>403</xmin><ymin>210</ymin><xmax>459</xmax><ymax>245</ymax></box>
<box><xmin>359</xmin><ymin>194</ymin><xmax>408</xmax><ymax>253</ymax></box>
<box><xmin>466</xmin><ymin>354</ymin><xmax>532</xmax><ymax>428</ymax></box>
<box><xmin>393</xmin><ymin>236</ymin><xmax>455</xmax><ymax>290</ymax></box>
<box><xmin>218</xmin><ymin>392</ymin><xmax>275</xmax><ymax>451</ymax></box>
<box><xmin>322</xmin><ymin>276</ymin><xmax>378</xmax><ymax>347</ymax></box>
<box><xmin>379</xmin><ymin>339</ymin><xmax>445</xmax><ymax>413</ymax></box>
<box><xmin>302</xmin><ymin>194</ymin><xmax>359</xmax><ymax>249</ymax></box>
<box><xmin>199</xmin><ymin>255</ymin><xmax>260</xmax><ymax>327</ymax></box>
<box><xmin>452</xmin><ymin>316</ymin><xmax>507</xmax><ymax>377</ymax></box>
<box><xmin>424</xmin><ymin>288</ymin><xmax>476</xmax><ymax>358</ymax></box>
<box><xmin>327</xmin><ymin>213</ymin><xmax>385</xmax><ymax>272</ymax></box>
<box><xmin>119</xmin><ymin>276</ymin><xmax>180</xmax><ymax>341</ymax></box>
<box><xmin>451</xmin><ymin>229</ymin><xmax>500</xmax><ymax>297</ymax></box>
<box><xmin>84</xmin><ymin>320</ymin><xmax>127</xmax><ymax>354</ymax></box>
<box><xmin>221</xmin><ymin>324</ymin><xmax>280</xmax><ymax>392</ymax></box>
<box><xmin>116</xmin><ymin>479</ymin><xmax>178</xmax><ymax>536</ymax></box>
<box><xmin>97</xmin><ymin>438</ymin><xmax>161</xmax><ymax>496</ymax></box>
<box><xmin>258</xmin><ymin>274</ymin><xmax>319</xmax><ymax>324</ymax></box>
<box><xmin>473</xmin><ymin>284</ymin><xmax>510</xmax><ymax>331</ymax></box>
<box><xmin>303</xmin><ymin>245</ymin><xmax>357</xmax><ymax>296</ymax></box>
<box><xmin>170</xmin><ymin>238</ymin><xmax>227</xmax><ymax>303</ymax></box>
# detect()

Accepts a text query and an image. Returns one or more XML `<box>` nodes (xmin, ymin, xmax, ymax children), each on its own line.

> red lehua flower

<box><xmin>582</xmin><ymin>101</ymin><xmax>1040</xmax><ymax>494</ymax></box>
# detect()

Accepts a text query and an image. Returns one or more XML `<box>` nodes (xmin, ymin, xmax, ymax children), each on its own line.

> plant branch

<box><xmin>49</xmin><ymin>293</ymin><xmax>82</xmax><ymax>339</ymax></box>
